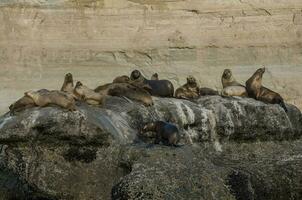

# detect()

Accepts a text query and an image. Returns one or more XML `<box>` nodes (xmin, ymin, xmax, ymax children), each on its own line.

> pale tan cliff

<box><xmin>0</xmin><ymin>0</ymin><xmax>301</xmax><ymax>113</ymax></box>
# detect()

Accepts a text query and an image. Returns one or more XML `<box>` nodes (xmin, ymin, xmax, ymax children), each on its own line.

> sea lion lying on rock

<box><xmin>141</xmin><ymin>121</ymin><xmax>180</xmax><ymax>146</ymax></box>
<box><xmin>24</xmin><ymin>89</ymin><xmax>76</xmax><ymax>111</ymax></box>
<box><xmin>112</xmin><ymin>75</ymin><xmax>152</xmax><ymax>92</ymax></box>
<box><xmin>94</xmin><ymin>82</ymin><xmax>153</xmax><ymax>106</ymax></box>
<box><xmin>199</xmin><ymin>87</ymin><xmax>219</xmax><ymax>96</ymax></box>
<box><xmin>74</xmin><ymin>81</ymin><xmax>105</xmax><ymax>105</ymax></box>
<box><xmin>221</xmin><ymin>69</ymin><xmax>247</xmax><ymax>97</ymax></box>
<box><xmin>246</xmin><ymin>67</ymin><xmax>287</xmax><ymax>112</ymax></box>
<box><xmin>130</xmin><ymin>70</ymin><xmax>174</xmax><ymax>97</ymax></box>
<box><xmin>9</xmin><ymin>96</ymin><xmax>36</xmax><ymax>113</ymax></box>
<box><xmin>175</xmin><ymin>76</ymin><xmax>200</xmax><ymax>100</ymax></box>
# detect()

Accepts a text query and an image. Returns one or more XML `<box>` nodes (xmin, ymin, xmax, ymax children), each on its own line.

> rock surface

<box><xmin>0</xmin><ymin>96</ymin><xmax>301</xmax><ymax>199</ymax></box>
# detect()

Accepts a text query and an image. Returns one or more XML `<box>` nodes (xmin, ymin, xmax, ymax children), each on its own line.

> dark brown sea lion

<box><xmin>25</xmin><ymin>90</ymin><xmax>76</xmax><ymax>111</ymax></box>
<box><xmin>130</xmin><ymin>70</ymin><xmax>174</xmax><ymax>97</ymax></box>
<box><xmin>199</xmin><ymin>87</ymin><xmax>219</xmax><ymax>96</ymax></box>
<box><xmin>9</xmin><ymin>96</ymin><xmax>36</xmax><ymax>113</ymax></box>
<box><xmin>94</xmin><ymin>82</ymin><xmax>153</xmax><ymax>106</ymax></box>
<box><xmin>246</xmin><ymin>67</ymin><xmax>287</xmax><ymax>112</ymax></box>
<box><xmin>61</xmin><ymin>73</ymin><xmax>74</xmax><ymax>94</ymax></box>
<box><xmin>141</xmin><ymin>121</ymin><xmax>180</xmax><ymax>146</ymax></box>
<box><xmin>151</xmin><ymin>73</ymin><xmax>159</xmax><ymax>80</ymax></box>
<box><xmin>74</xmin><ymin>81</ymin><xmax>105</xmax><ymax>105</ymax></box>
<box><xmin>175</xmin><ymin>76</ymin><xmax>199</xmax><ymax>100</ymax></box>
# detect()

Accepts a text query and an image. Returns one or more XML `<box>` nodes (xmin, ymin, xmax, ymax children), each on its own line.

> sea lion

<box><xmin>151</xmin><ymin>73</ymin><xmax>159</xmax><ymax>80</ymax></box>
<box><xmin>246</xmin><ymin>67</ymin><xmax>287</xmax><ymax>112</ymax></box>
<box><xmin>141</xmin><ymin>121</ymin><xmax>180</xmax><ymax>146</ymax></box>
<box><xmin>221</xmin><ymin>86</ymin><xmax>247</xmax><ymax>97</ymax></box>
<box><xmin>112</xmin><ymin>75</ymin><xmax>152</xmax><ymax>92</ymax></box>
<box><xmin>112</xmin><ymin>75</ymin><xmax>130</xmax><ymax>83</ymax></box>
<box><xmin>175</xmin><ymin>76</ymin><xmax>200</xmax><ymax>100</ymax></box>
<box><xmin>25</xmin><ymin>90</ymin><xmax>76</xmax><ymax>111</ymax></box>
<box><xmin>222</xmin><ymin>69</ymin><xmax>245</xmax><ymax>88</ymax></box>
<box><xmin>74</xmin><ymin>81</ymin><xmax>105</xmax><ymax>105</ymax></box>
<box><xmin>94</xmin><ymin>82</ymin><xmax>153</xmax><ymax>106</ymax></box>
<box><xmin>61</xmin><ymin>73</ymin><xmax>74</xmax><ymax>94</ymax></box>
<box><xmin>9</xmin><ymin>96</ymin><xmax>36</xmax><ymax>113</ymax></box>
<box><xmin>130</xmin><ymin>70</ymin><xmax>174</xmax><ymax>97</ymax></box>
<box><xmin>199</xmin><ymin>87</ymin><xmax>219</xmax><ymax>96</ymax></box>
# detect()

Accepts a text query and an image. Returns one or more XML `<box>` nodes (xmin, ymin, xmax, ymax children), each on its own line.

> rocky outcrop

<box><xmin>0</xmin><ymin>96</ymin><xmax>301</xmax><ymax>199</ymax></box>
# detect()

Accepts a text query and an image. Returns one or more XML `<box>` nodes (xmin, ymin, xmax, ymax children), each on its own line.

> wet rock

<box><xmin>0</xmin><ymin>96</ymin><xmax>301</xmax><ymax>199</ymax></box>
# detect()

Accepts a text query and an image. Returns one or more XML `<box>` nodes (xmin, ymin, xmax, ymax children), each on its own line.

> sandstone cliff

<box><xmin>0</xmin><ymin>0</ymin><xmax>301</xmax><ymax>114</ymax></box>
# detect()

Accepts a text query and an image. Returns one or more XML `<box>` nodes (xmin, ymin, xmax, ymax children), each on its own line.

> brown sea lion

<box><xmin>246</xmin><ymin>67</ymin><xmax>287</xmax><ymax>112</ymax></box>
<box><xmin>112</xmin><ymin>75</ymin><xmax>130</xmax><ymax>83</ymax></box>
<box><xmin>151</xmin><ymin>73</ymin><xmax>159</xmax><ymax>80</ymax></box>
<box><xmin>141</xmin><ymin>121</ymin><xmax>180</xmax><ymax>146</ymax></box>
<box><xmin>94</xmin><ymin>82</ymin><xmax>153</xmax><ymax>106</ymax></box>
<box><xmin>25</xmin><ymin>90</ymin><xmax>76</xmax><ymax>111</ymax></box>
<box><xmin>9</xmin><ymin>96</ymin><xmax>36</xmax><ymax>113</ymax></box>
<box><xmin>112</xmin><ymin>75</ymin><xmax>152</xmax><ymax>92</ymax></box>
<box><xmin>130</xmin><ymin>70</ymin><xmax>174</xmax><ymax>97</ymax></box>
<box><xmin>74</xmin><ymin>81</ymin><xmax>105</xmax><ymax>105</ymax></box>
<box><xmin>221</xmin><ymin>86</ymin><xmax>247</xmax><ymax>97</ymax></box>
<box><xmin>199</xmin><ymin>87</ymin><xmax>219</xmax><ymax>96</ymax></box>
<box><xmin>61</xmin><ymin>73</ymin><xmax>74</xmax><ymax>94</ymax></box>
<box><xmin>222</xmin><ymin>69</ymin><xmax>245</xmax><ymax>88</ymax></box>
<box><xmin>175</xmin><ymin>76</ymin><xmax>200</xmax><ymax>100</ymax></box>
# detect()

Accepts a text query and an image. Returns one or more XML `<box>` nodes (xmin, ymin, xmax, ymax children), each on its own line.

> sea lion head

<box><xmin>130</xmin><ymin>70</ymin><xmax>142</xmax><ymax>80</ymax></box>
<box><xmin>75</xmin><ymin>81</ymin><xmax>83</xmax><ymax>88</ymax></box>
<box><xmin>187</xmin><ymin>76</ymin><xmax>197</xmax><ymax>85</ymax></box>
<box><xmin>256</xmin><ymin>67</ymin><xmax>265</xmax><ymax>75</ymax></box>
<box><xmin>113</xmin><ymin>75</ymin><xmax>130</xmax><ymax>83</ymax></box>
<box><xmin>65</xmin><ymin>73</ymin><xmax>73</xmax><ymax>82</ymax></box>
<box><xmin>151</xmin><ymin>73</ymin><xmax>158</xmax><ymax>80</ymax></box>
<box><xmin>222</xmin><ymin>69</ymin><xmax>232</xmax><ymax>80</ymax></box>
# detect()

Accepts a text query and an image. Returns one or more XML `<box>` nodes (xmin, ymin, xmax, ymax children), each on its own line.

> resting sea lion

<box><xmin>130</xmin><ymin>70</ymin><xmax>174</xmax><ymax>97</ymax></box>
<box><xmin>175</xmin><ymin>76</ymin><xmax>200</xmax><ymax>100</ymax></box>
<box><xmin>141</xmin><ymin>121</ymin><xmax>180</xmax><ymax>146</ymax></box>
<box><xmin>94</xmin><ymin>82</ymin><xmax>153</xmax><ymax>106</ymax></box>
<box><xmin>221</xmin><ymin>69</ymin><xmax>247</xmax><ymax>97</ymax></box>
<box><xmin>25</xmin><ymin>90</ymin><xmax>76</xmax><ymax>111</ymax></box>
<box><xmin>61</xmin><ymin>73</ymin><xmax>74</xmax><ymax>94</ymax></box>
<box><xmin>221</xmin><ymin>86</ymin><xmax>247</xmax><ymax>97</ymax></box>
<box><xmin>113</xmin><ymin>75</ymin><xmax>130</xmax><ymax>83</ymax></box>
<box><xmin>151</xmin><ymin>73</ymin><xmax>159</xmax><ymax>80</ymax></box>
<box><xmin>9</xmin><ymin>96</ymin><xmax>36</xmax><ymax>113</ymax></box>
<box><xmin>246</xmin><ymin>67</ymin><xmax>287</xmax><ymax>112</ymax></box>
<box><xmin>112</xmin><ymin>75</ymin><xmax>152</xmax><ymax>92</ymax></box>
<box><xmin>222</xmin><ymin>69</ymin><xmax>245</xmax><ymax>88</ymax></box>
<box><xmin>74</xmin><ymin>81</ymin><xmax>105</xmax><ymax>105</ymax></box>
<box><xmin>199</xmin><ymin>87</ymin><xmax>219</xmax><ymax>96</ymax></box>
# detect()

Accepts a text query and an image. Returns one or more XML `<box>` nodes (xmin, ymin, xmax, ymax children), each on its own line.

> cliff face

<box><xmin>0</xmin><ymin>0</ymin><xmax>302</xmax><ymax>114</ymax></box>
<box><xmin>0</xmin><ymin>96</ymin><xmax>301</xmax><ymax>199</ymax></box>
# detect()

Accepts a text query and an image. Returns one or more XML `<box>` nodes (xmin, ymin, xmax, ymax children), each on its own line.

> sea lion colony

<box><xmin>9</xmin><ymin>68</ymin><xmax>288</xmax><ymax>145</ymax></box>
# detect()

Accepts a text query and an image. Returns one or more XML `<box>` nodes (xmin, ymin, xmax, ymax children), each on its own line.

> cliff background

<box><xmin>0</xmin><ymin>0</ymin><xmax>302</xmax><ymax>114</ymax></box>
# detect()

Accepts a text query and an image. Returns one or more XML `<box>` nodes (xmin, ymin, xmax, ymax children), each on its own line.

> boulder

<box><xmin>0</xmin><ymin>96</ymin><xmax>301</xmax><ymax>199</ymax></box>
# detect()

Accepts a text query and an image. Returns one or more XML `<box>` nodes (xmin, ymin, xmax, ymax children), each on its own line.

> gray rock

<box><xmin>0</xmin><ymin>96</ymin><xmax>301</xmax><ymax>199</ymax></box>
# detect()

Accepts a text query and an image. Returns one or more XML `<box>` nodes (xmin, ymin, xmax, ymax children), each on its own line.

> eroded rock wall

<box><xmin>1</xmin><ymin>0</ymin><xmax>302</xmax><ymax>114</ymax></box>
